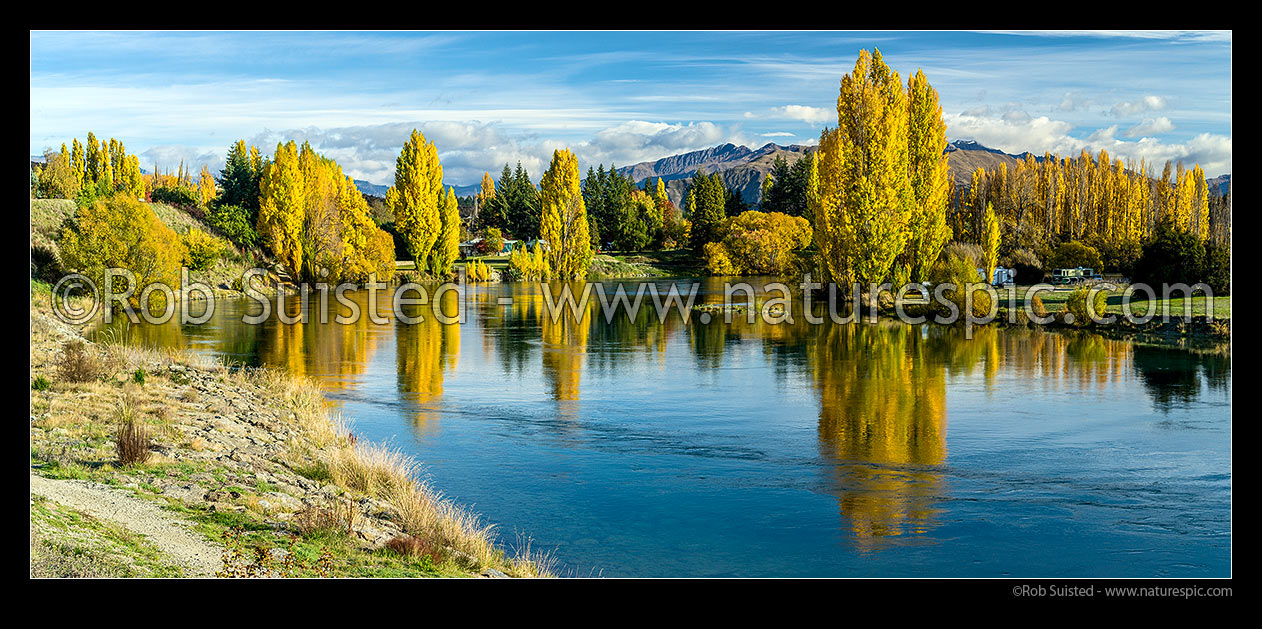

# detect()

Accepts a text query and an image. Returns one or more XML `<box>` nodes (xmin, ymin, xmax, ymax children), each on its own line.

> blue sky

<box><xmin>29</xmin><ymin>30</ymin><xmax>1232</xmax><ymax>187</ymax></box>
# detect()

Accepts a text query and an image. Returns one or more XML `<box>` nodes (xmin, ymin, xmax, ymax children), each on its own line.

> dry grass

<box><xmin>57</xmin><ymin>340</ymin><xmax>101</xmax><ymax>383</ymax></box>
<box><xmin>385</xmin><ymin>535</ymin><xmax>445</xmax><ymax>564</ymax></box>
<box><xmin>114</xmin><ymin>400</ymin><xmax>151</xmax><ymax>467</ymax></box>
<box><xmin>293</xmin><ymin>499</ymin><xmax>358</xmax><ymax>537</ymax></box>
<box><xmin>33</xmin><ymin>300</ymin><xmax>553</xmax><ymax>577</ymax></box>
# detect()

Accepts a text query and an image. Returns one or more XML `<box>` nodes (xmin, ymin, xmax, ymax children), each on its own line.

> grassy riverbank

<box><xmin>28</xmin><ymin>287</ymin><xmax>553</xmax><ymax>578</ymax></box>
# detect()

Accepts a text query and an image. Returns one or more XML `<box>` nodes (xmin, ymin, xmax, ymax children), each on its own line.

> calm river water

<box><xmin>97</xmin><ymin>278</ymin><xmax>1231</xmax><ymax>577</ymax></box>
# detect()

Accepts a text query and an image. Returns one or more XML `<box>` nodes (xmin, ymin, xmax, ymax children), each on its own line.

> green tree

<box><xmin>687</xmin><ymin>172</ymin><xmax>726</xmax><ymax>251</ymax></box>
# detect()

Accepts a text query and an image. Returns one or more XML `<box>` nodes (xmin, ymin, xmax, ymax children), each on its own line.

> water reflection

<box><xmin>812</xmin><ymin>323</ymin><xmax>947</xmax><ymax>550</ymax></box>
<box><xmin>92</xmin><ymin>279</ymin><xmax>1230</xmax><ymax>562</ymax></box>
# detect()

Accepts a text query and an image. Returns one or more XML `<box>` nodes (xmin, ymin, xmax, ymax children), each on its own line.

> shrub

<box><xmin>206</xmin><ymin>204</ymin><xmax>258</xmax><ymax>248</ymax></box>
<box><xmin>703</xmin><ymin>210</ymin><xmax>812</xmax><ymax>276</ymax></box>
<box><xmin>182</xmin><ymin>228</ymin><xmax>226</xmax><ymax>271</ymax></box>
<box><xmin>1065</xmin><ymin>287</ymin><xmax>1108</xmax><ymax>326</ymax></box>
<box><xmin>132</xmin><ymin>368</ymin><xmax>147</xmax><ymax>385</ymax></box>
<box><xmin>508</xmin><ymin>244</ymin><xmax>550</xmax><ymax>280</ymax></box>
<box><xmin>1048</xmin><ymin>240</ymin><xmax>1103</xmax><ymax>272</ymax></box>
<box><xmin>58</xmin><ymin>193</ymin><xmax>186</xmax><ymax>309</ymax></box>
<box><xmin>465</xmin><ymin>259</ymin><xmax>493</xmax><ymax>282</ymax></box>
<box><xmin>32</xmin><ymin>375</ymin><xmax>51</xmax><ymax>391</ymax></box>
<box><xmin>703</xmin><ymin>242</ymin><xmax>738</xmax><ymax>275</ymax></box>
<box><xmin>150</xmin><ymin>185</ymin><xmax>198</xmax><ymax>208</ymax></box>
<box><xmin>57</xmin><ymin>340</ymin><xmax>100</xmax><ymax>383</ymax></box>
<box><xmin>929</xmin><ymin>250</ymin><xmax>993</xmax><ymax>318</ymax></box>
<box><xmin>293</xmin><ymin>499</ymin><xmax>357</xmax><ymax>538</ymax></box>
<box><xmin>1030</xmin><ymin>294</ymin><xmax>1048</xmax><ymax>318</ymax></box>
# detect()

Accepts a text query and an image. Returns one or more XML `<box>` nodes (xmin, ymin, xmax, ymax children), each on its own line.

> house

<box><xmin>459</xmin><ymin>237</ymin><xmax>519</xmax><ymax>258</ymax></box>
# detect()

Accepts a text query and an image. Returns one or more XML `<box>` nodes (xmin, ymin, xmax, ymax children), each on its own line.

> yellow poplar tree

<box><xmin>70</xmin><ymin>138</ymin><xmax>85</xmax><ymax>192</ymax></box>
<box><xmin>982</xmin><ymin>201</ymin><xmax>1000</xmax><ymax>283</ymax></box>
<box><xmin>197</xmin><ymin>164</ymin><xmax>217</xmax><ymax>206</ymax></box>
<box><xmin>257</xmin><ymin>141</ymin><xmax>306</xmax><ymax>277</ymax></box>
<box><xmin>539</xmin><ymin>148</ymin><xmax>592</xmax><ymax>279</ymax></box>
<box><xmin>387</xmin><ymin>130</ymin><xmax>443</xmax><ymax>269</ymax></box>
<box><xmin>815</xmin><ymin>49</ymin><xmax>912</xmax><ymax>287</ymax></box>
<box><xmin>476</xmin><ymin>171</ymin><xmax>495</xmax><ymax>209</ymax></box>
<box><xmin>429</xmin><ymin>186</ymin><xmax>460</xmax><ymax>276</ymax></box>
<box><xmin>904</xmin><ymin>68</ymin><xmax>953</xmax><ymax>282</ymax></box>
<box><xmin>1192</xmin><ymin>164</ymin><xmax>1209</xmax><ymax>238</ymax></box>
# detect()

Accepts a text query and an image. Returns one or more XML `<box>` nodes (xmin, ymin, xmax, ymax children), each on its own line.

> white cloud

<box><xmin>760</xmin><ymin>132</ymin><xmax>795</xmax><ymax>137</ymax></box>
<box><xmin>1123</xmin><ymin>116</ymin><xmax>1175</xmax><ymax>138</ymax></box>
<box><xmin>1058</xmin><ymin>92</ymin><xmax>1091</xmax><ymax>112</ymax></box>
<box><xmin>1109</xmin><ymin>95</ymin><xmax>1167</xmax><ymax>117</ymax></box>
<box><xmin>771</xmin><ymin>105</ymin><xmax>832</xmax><ymax>125</ymax></box>
<box><xmin>138</xmin><ymin>145</ymin><xmax>224</xmax><ymax>176</ymax></box>
<box><xmin>245</xmin><ymin>119</ymin><xmax>751</xmax><ymax>185</ymax></box>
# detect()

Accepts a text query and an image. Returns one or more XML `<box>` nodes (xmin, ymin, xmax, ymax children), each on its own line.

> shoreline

<box><xmin>29</xmin><ymin>291</ymin><xmax>553</xmax><ymax>578</ymax></box>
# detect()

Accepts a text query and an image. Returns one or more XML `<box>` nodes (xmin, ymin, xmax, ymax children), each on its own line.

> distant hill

<box><xmin>614</xmin><ymin>139</ymin><xmax>1029</xmax><ymax>208</ymax></box>
<box><xmin>352</xmin><ymin>179</ymin><xmax>391</xmax><ymax>198</ymax></box>
<box><xmin>941</xmin><ymin>140</ymin><xmax>1025</xmax><ymax>186</ymax></box>
<box><xmin>1207</xmin><ymin>174</ymin><xmax>1231</xmax><ymax>196</ymax></box>
<box><xmin>352</xmin><ymin>179</ymin><xmax>479</xmax><ymax>199</ymax></box>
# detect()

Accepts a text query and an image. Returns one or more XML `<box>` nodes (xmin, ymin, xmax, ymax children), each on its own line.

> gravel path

<box><xmin>30</xmin><ymin>474</ymin><xmax>223</xmax><ymax>577</ymax></box>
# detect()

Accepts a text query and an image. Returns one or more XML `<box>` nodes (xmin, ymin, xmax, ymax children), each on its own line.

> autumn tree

<box><xmin>813</xmin><ymin>49</ymin><xmax>913</xmax><ymax>288</ymax></box>
<box><xmin>982</xmin><ymin>201</ymin><xmax>1000</xmax><ymax>283</ymax></box>
<box><xmin>539</xmin><ymin>148</ymin><xmax>592</xmax><ymax>278</ymax></box>
<box><xmin>197</xmin><ymin>164</ymin><xmax>217</xmax><ymax>206</ymax></box>
<box><xmin>257</xmin><ymin>141</ymin><xmax>306</xmax><ymax>277</ymax></box>
<box><xmin>428</xmin><ymin>186</ymin><xmax>461</xmax><ymax>276</ymax></box>
<box><xmin>902</xmin><ymin>69</ymin><xmax>953</xmax><ymax>282</ymax></box>
<box><xmin>387</xmin><ymin>129</ymin><xmax>444</xmax><ymax>270</ymax></box>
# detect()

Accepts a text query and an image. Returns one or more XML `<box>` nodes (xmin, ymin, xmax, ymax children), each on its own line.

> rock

<box><xmin>160</xmin><ymin>483</ymin><xmax>206</xmax><ymax>505</ymax></box>
<box><xmin>261</xmin><ymin>492</ymin><xmax>303</xmax><ymax>512</ymax></box>
<box><xmin>482</xmin><ymin>568</ymin><xmax>509</xmax><ymax>578</ymax></box>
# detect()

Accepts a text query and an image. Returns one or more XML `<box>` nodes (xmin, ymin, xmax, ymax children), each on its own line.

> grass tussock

<box><xmin>114</xmin><ymin>399</ymin><xmax>151</xmax><ymax>467</ymax></box>
<box><xmin>57</xmin><ymin>340</ymin><xmax>101</xmax><ymax>383</ymax></box>
<box><xmin>293</xmin><ymin>499</ymin><xmax>358</xmax><ymax>538</ymax></box>
<box><xmin>323</xmin><ymin>440</ymin><xmax>551</xmax><ymax>577</ymax></box>
<box><xmin>385</xmin><ymin>535</ymin><xmax>445</xmax><ymax>564</ymax></box>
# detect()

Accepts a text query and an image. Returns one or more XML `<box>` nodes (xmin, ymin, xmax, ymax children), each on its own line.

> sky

<box><xmin>29</xmin><ymin>30</ymin><xmax>1232</xmax><ymax>188</ymax></box>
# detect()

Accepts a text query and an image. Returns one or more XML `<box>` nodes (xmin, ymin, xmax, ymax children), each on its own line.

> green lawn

<box><xmin>1003</xmin><ymin>285</ymin><xmax>1230</xmax><ymax>319</ymax></box>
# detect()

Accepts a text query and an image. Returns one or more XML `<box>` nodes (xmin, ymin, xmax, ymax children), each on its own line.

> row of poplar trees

<box><xmin>36</xmin><ymin>132</ymin><xmax>146</xmax><ymax>200</ymax></box>
<box><xmin>811</xmin><ymin>49</ymin><xmax>954</xmax><ymax>288</ymax></box>
<box><xmin>954</xmin><ymin>150</ymin><xmax>1225</xmax><ymax>252</ymax></box>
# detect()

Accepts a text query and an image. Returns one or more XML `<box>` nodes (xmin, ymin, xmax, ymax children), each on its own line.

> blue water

<box><xmin>102</xmin><ymin>279</ymin><xmax>1232</xmax><ymax>577</ymax></box>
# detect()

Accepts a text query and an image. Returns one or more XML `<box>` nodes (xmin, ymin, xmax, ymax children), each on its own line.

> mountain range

<box><xmin>609</xmin><ymin>139</ymin><xmax>1030</xmax><ymax>209</ymax></box>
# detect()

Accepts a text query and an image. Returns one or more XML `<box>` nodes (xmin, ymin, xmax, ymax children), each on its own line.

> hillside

<box><xmin>1207</xmin><ymin>174</ymin><xmax>1231</xmax><ymax>196</ymax></box>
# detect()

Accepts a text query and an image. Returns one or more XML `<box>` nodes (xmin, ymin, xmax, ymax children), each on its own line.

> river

<box><xmin>95</xmin><ymin>277</ymin><xmax>1232</xmax><ymax>577</ymax></box>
